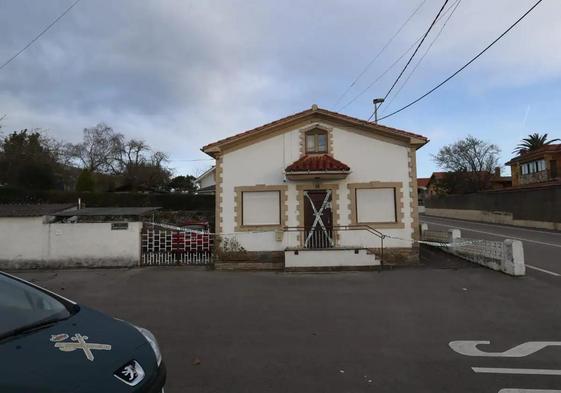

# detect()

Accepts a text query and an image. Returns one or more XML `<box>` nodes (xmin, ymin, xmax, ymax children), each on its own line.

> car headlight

<box><xmin>133</xmin><ymin>325</ymin><xmax>162</xmax><ymax>366</ymax></box>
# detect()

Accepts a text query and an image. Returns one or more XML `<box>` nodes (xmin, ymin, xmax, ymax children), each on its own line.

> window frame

<box><xmin>305</xmin><ymin>129</ymin><xmax>328</xmax><ymax>154</ymax></box>
<box><xmin>355</xmin><ymin>187</ymin><xmax>397</xmax><ymax>224</ymax></box>
<box><xmin>520</xmin><ymin>159</ymin><xmax>546</xmax><ymax>175</ymax></box>
<box><xmin>241</xmin><ymin>190</ymin><xmax>281</xmax><ymax>227</ymax></box>
<box><xmin>234</xmin><ymin>185</ymin><xmax>288</xmax><ymax>231</ymax></box>
<box><xmin>347</xmin><ymin>182</ymin><xmax>405</xmax><ymax>229</ymax></box>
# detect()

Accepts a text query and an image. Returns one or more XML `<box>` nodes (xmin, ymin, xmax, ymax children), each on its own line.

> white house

<box><xmin>195</xmin><ymin>166</ymin><xmax>216</xmax><ymax>195</ymax></box>
<box><xmin>202</xmin><ymin>105</ymin><xmax>428</xmax><ymax>269</ymax></box>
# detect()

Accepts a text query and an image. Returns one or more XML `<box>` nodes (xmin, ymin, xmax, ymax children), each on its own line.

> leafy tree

<box><xmin>169</xmin><ymin>175</ymin><xmax>197</xmax><ymax>193</ymax></box>
<box><xmin>433</xmin><ymin>136</ymin><xmax>501</xmax><ymax>194</ymax></box>
<box><xmin>513</xmin><ymin>133</ymin><xmax>560</xmax><ymax>155</ymax></box>
<box><xmin>0</xmin><ymin>130</ymin><xmax>58</xmax><ymax>189</ymax></box>
<box><xmin>75</xmin><ymin>169</ymin><xmax>96</xmax><ymax>192</ymax></box>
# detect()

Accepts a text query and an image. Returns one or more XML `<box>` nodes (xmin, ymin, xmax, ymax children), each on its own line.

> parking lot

<box><xmin>14</xmin><ymin>253</ymin><xmax>561</xmax><ymax>393</ymax></box>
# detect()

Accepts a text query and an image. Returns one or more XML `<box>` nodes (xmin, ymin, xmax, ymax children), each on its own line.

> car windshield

<box><xmin>0</xmin><ymin>274</ymin><xmax>73</xmax><ymax>339</ymax></box>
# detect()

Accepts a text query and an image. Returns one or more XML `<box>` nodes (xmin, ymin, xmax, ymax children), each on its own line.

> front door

<box><xmin>303</xmin><ymin>190</ymin><xmax>334</xmax><ymax>249</ymax></box>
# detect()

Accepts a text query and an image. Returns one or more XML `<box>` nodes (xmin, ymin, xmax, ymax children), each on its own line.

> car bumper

<box><xmin>140</xmin><ymin>361</ymin><xmax>166</xmax><ymax>393</ymax></box>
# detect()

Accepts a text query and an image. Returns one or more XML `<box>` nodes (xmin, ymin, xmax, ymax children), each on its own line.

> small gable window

<box><xmin>305</xmin><ymin>129</ymin><xmax>328</xmax><ymax>153</ymax></box>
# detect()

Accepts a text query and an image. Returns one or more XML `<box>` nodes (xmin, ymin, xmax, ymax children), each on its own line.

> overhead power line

<box><xmin>383</xmin><ymin>0</ymin><xmax>463</xmax><ymax>114</ymax></box>
<box><xmin>339</xmin><ymin>0</ymin><xmax>461</xmax><ymax>111</ymax></box>
<box><xmin>370</xmin><ymin>0</ymin><xmax>450</xmax><ymax>122</ymax></box>
<box><xmin>169</xmin><ymin>158</ymin><xmax>214</xmax><ymax>162</ymax></box>
<box><xmin>377</xmin><ymin>0</ymin><xmax>545</xmax><ymax>122</ymax></box>
<box><xmin>334</xmin><ymin>0</ymin><xmax>427</xmax><ymax>107</ymax></box>
<box><xmin>0</xmin><ymin>0</ymin><xmax>82</xmax><ymax>72</ymax></box>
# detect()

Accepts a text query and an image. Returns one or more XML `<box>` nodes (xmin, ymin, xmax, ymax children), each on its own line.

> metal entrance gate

<box><xmin>303</xmin><ymin>189</ymin><xmax>334</xmax><ymax>249</ymax></box>
<box><xmin>141</xmin><ymin>225</ymin><xmax>213</xmax><ymax>265</ymax></box>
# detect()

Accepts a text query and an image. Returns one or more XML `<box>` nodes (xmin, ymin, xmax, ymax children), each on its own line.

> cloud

<box><xmin>0</xmin><ymin>0</ymin><xmax>559</xmax><ymax>176</ymax></box>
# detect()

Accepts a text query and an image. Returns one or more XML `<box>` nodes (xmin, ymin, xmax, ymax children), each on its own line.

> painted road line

<box><xmin>422</xmin><ymin>219</ymin><xmax>561</xmax><ymax>249</ymax></box>
<box><xmin>421</xmin><ymin>216</ymin><xmax>561</xmax><ymax>237</ymax></box>
<box><xmin>449</xmin><ymin>341</ymin><xmax>561</xmax><ymax>357</ymax></box>
<box><xmin>473</xmin><ymin>367</ymin><xmax>561</xmax><ymax>375</ymax></box>
<box><xmin>499</xmin><ymin>390</ymin><xmax>561</xmax><ymax>393</ymax></box>
<box><xmin>526</xmin><ymin>265</ymin><xmax>561</xmax><ymax>277</ymax></box>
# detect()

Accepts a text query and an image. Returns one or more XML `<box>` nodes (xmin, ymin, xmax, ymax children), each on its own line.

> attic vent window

<box><xmin>305</xmin><ymin>129</ymin><xmax>328</xmax><ymax>153</ymax></box>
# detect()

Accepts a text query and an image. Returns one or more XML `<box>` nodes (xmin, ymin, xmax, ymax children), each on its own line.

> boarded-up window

<box><xmin>356</xmin><ymin>188</ymin><xmax>396</xmax><ymax>223</ymax></box>
<box><xmin>242</xmin><ymin>191</ymin><xmax>280</xmax><ymax>226</ymax></box>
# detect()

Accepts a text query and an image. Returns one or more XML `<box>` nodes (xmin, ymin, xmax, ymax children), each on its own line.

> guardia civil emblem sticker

<box><xmin>51</xmin><ymin>333</ymin><xmax>112</xmax><ymax>361</ymax></box>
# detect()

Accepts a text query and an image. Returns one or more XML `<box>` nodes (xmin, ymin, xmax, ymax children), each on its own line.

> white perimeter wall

<box><xmin>0</xmin><ymin>218</ymin><xmax>142</xmax><ymax>268</ymax></box>
<box><xmin>220</xmin><ymin>120</ymin><xmax>415</xmax><ymax>251</ymax></box>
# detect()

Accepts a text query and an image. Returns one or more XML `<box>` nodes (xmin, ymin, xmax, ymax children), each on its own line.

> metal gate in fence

<box><xmin>141</xmin><ymin>225</ymin><xmax>214</xmax><ymax>265</ymax></box>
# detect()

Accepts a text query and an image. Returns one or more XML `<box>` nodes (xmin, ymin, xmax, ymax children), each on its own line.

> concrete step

<box><xmin>214</xmin><ymin>262</ymin><xmax>284</xmax><ymax>271</ymax></box>
<box><xmin>284</xmin><ymin>248</ymin><xmax>379</xmax><ymax>269</ymax></box>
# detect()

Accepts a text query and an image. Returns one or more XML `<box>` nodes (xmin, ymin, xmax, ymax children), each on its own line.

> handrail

<box><xmin>283</xmin><ymin>225</ymin><xmax>385</xmax><ymax>239</ymax></box>
<box><xmin>283</xmin><ymin>225</ymin><xmax>386</xmax><ymax>269</ymax></box>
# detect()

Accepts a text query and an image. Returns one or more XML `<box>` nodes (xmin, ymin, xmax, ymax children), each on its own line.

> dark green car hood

<box><xmin>0</xmin><ymin>306</ymin><xmax>159</xmax><ymax>393</ymax></box>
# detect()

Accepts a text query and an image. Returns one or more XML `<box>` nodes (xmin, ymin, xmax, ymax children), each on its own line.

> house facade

<box><xmin>202</xmin><ymin>105</ymin><xmax>428</xmax><ymax>268</ymax></box>
<box><xmin>506</xmin><ymin>144</ymin><xmax>561</xmax><ymax>186</ymax></box>
<box><xmin>195</xmin><ymin>166</ymin><xmax>216</xmax><ymax>195</ymax></box>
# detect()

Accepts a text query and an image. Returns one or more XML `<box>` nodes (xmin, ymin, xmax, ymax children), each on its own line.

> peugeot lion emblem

<box><xmin>50</xmin><ymin>333</ymin><xmax>112</xmax><ymax>361</ymax></box>
<box><xmin>114</xmin><ymin>360</ymin><xmax>145</xmax><ymax>386</ymax></box>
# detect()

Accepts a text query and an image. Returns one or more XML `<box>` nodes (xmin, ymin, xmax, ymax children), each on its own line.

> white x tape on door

<box><xmin>304</xmin><ymin>190</ymin><xmax>334</xmax><ymax>248</ymax></box>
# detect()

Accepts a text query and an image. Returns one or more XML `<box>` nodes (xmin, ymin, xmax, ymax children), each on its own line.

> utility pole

<box><xmin>372</xmin><ymin>98</ymin><xmax>384</xmax><ymax>123</ymax></box>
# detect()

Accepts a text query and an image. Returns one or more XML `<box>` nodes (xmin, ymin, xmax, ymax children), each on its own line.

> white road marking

<box><xmin>421</xmin><ymin>216</ymin><xmax>561</xmax><ymax>237</ymax></box>
<box><xmin>526</xmin><ymin>265</ymin><xmax>561</xmax><ymax>277</ymax></box>
<box><xmin>422</xmin><ymin>219</ymin><xmax>561</xmax><ymax>249</ymax></box>
<box><xmin>473</xmin><ymin>367</ymin><xmax>561</xmax><ymax>375</ymax></box>
<box><xmin>499</xmin><ymin>390</ymin><xmax>561</xmax><ymax>393</ymax></box>
<box><xmin>449</xmin><ymin>341</ymin><xmax>561</xmax><ymax>357</ymax></box>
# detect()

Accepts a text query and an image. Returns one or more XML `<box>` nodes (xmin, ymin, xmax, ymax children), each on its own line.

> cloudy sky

<box><xmin>0</xmin><ymin>0</ymin><xmax>559</xmax><ymax>177</ymax></box>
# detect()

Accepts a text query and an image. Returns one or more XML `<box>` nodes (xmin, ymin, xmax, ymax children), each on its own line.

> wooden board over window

<box><xmin>356</xmin><ymin>188</ymin><xmax>396</xmax><ymax>223</ymax></box>
<box><xmin>234</xmin><ymin>185</ymin><xmax>288</xmax><ymax>231</ymax></box>
<box><xmin>242</xmin><ymin>191</ymin><xmax>280</xmax><ymax>226</ymax></box>
<box><xmin>347</xmin><ymin>182</ymin><xmax>404</xmax><ymax>229</ymax></box>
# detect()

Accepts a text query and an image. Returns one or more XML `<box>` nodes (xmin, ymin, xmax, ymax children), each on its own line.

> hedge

<box><xmin>0</xmin><ymin>187</ymin><xmax>215</xmax><ymax>211</ymax></box>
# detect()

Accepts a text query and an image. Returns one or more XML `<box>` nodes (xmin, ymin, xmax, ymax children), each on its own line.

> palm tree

<box><xmin>513</xmin><ymin>133</ymin><xmax>560</xmax><ymax>155</ymax></box>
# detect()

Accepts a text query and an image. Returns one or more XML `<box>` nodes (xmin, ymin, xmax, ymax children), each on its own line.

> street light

<box><xmin>372</xmin><ymin>98</ymin><xmax>385</xmax><ymax>124</ymax></box>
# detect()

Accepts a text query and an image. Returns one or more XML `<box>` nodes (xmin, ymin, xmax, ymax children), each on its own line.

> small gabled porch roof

<box><xmin>285</xmin><ymin>154</ymin><xmax>350</xmax><ymax>180</ymax></box>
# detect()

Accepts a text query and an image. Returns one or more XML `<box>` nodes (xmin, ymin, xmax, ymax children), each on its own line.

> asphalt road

<box><xmin>13</xmin><ymin>264</ymin><xmax>561</xmax><ymax>393</ymax></box>
<box><xmin>421</xmin><ymin>215</ymin><xmax>561</xmax><ymax>280</ymax></box>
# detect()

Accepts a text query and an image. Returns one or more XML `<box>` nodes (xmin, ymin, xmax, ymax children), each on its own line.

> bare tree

<box><xmin>150</xmin><ymin>151</ymin><xmax>168</xmax><ymax>167</ymax></box>
<box><xmin>68</xmin><ymin>123</ymin><xmax>123</xmax><ymax>173</ymax></box>
<box><xmin>112</xmin><ymin>139</ymin><xmax>151</xmax><ymax>174</ymax></box>
<box><xmin>434</xmin><ymin>135</ymin><xmax>500</xmax><ymax>173</ymax></box>
<box><xmin>66</xmin><ymin>123</ymin><xmax>173</xmax><ymax>191</ymax></box>
<box><xmin>433</xmin><ymin>136</ymin><xmax>501</xmax><ymax>194</ymax></box>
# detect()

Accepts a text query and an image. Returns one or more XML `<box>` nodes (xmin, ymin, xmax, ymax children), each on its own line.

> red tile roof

<box><xmin>285</xmin><ymin>154</ymin><xmax>350</xmax><ymax>172</ymax></box>
<box><xmin>417</xmin><ymin>178</ymin><xmax>430</xmax><ymax>188</ymax></box>
<box><xmin>505</xmin><ymin>144</ymin><xmax>561</xmax><ymax>165</ymax></box>
<box><xmin>202</xmin><ymin>105</ymin><xmax>428</xmax><ymax>154</ymax></box>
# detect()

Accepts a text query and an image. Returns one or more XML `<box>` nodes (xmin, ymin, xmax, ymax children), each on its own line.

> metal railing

<box><xmin>283</xmin><ymin>225</ymin><xmax>386</xmax><ymax>268</ymax></box>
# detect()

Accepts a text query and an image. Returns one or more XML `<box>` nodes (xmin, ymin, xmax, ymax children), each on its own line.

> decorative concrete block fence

<box><xmin>421</xmin><ymin>224</ymin><xmax>525</xmax><ymax>276</ymax></box>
